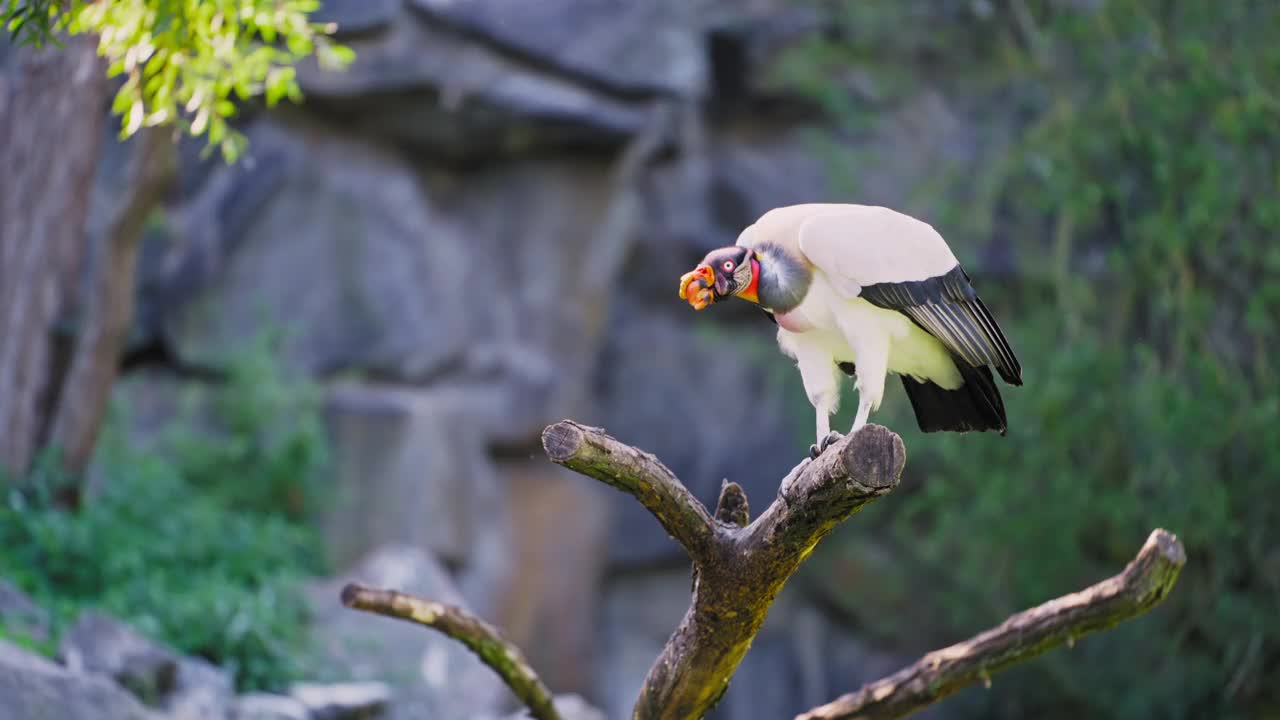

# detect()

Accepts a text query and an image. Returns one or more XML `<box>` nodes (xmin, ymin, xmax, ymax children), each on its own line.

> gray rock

<box><xmin>315</xmin><ymin>0</ymin><xmax>402</xmax><ymax>35</ymax></box>
<box><xmin>233</xmin><ymin>693</ymin><xmax>310</xmax><ymax>720</ymax></box>
<box><xmin>0</xmin><ymin>639</ymin><xmax>158</xmax><ymax>720</ymax></box>
<box><xmin>58</xmin><ymin>611</ymin><xmax>178</xmax><ymax>706</ymax></box>
<box><xmin>307</xmin><ymin>546</ymin><xmax>510</xmax><ymax>720</ymax></box>
<box><xmin>408</xmin><ymin>0</ymin><xmax>708</xmax><ymax>96</ymax></box>
<box><xmin>492</xmin><ymin>694</ymin><xmax>606</xmax><ymax>720</ymax></box>
<box><xmin>0</xmin><ymin>580</ymin><xmax>50</xmax><ymax>645</ymax></box>
<box><xmin>160</xmin><ymin>120</ymin><xmax>623</xmax><ymax>424</ymax></box>
<box><xmin>291</xmin><ymin>681</ymin><xmax>391</xmax><ymax>720</ymax></box>
<box><xmin>488</xmin><ymin>462</ymin><xmax>612</xmax><ymax>694</ymax></box>
<box><xmin>319</xmin><ymin>382</ymin><xmax>517</xmax><ymax>614</ymax></box>
<box><xmin>296</xmin><ymin>18</ymin><xmax>650</xmax><ymax>158</ymax></box>
<box><xmin>321</xmin><ymin>382</ymin><xmax>504</xmax><ymax>570</ymax></box>
<box><xmin>161</xmin><ymin>119</ymin><xmax>471</xmax><ymax>380</ymax></box>
<box><xmin>706</xmin><ymin>128</ymin><xmax>834</xmax><ymax>229</ymax></box>
<box><xmin>165</xmin><ymin>655</ymin><xmax>235</xmax><ymax>720</ymax></box>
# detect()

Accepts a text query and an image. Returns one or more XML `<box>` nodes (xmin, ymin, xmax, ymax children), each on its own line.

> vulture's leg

<box><xmin>784</xmin><ymin>332</ymin><xmax>842</xmax><ymax>458</ymax></box>
<box><xmin>841</xmin><ymin>325</ymin><xmax>889</xmax><ymax>437</ymax></box>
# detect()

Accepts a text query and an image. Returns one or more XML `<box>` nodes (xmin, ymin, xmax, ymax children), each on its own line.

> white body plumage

<box><xmin>732</xmin><ymin>204</ymin><xmax>1020</xmax><ymax>444</ymax></box>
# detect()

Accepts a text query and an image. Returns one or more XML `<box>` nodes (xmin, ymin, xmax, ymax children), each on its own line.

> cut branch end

<box><xmin>542</xmin><ymin>420</ymin><xmax>715</xmax><ymax>563</ymax></box>
<box><xmin>715</xmin><ymin>480</ymin><xmax>750</xmax><ymax>528</ymax></box>
<box><xmin>834</xmin><ymin>424</ymin><xmax>906</xmax><ymax>493</ymax></box>
<box><xmin>541</xmin><ymin>421</ymin><xmax>592</xmax><ymax>463</ymax></box>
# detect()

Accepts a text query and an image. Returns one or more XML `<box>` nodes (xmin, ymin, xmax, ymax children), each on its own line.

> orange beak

<box><xmin>678</xmin><ymin>265</ymin><xmax>716</xmax><ymax>310</ymax></box>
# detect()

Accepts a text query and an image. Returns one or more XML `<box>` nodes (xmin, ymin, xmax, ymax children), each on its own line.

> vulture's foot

<box><xmin>809</xmin><ymin>431</ymin><xmax>844</xmax><ymax>459</ymax></box>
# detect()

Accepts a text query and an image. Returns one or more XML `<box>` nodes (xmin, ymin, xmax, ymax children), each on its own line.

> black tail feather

<box><xmin>900</xmin><ymin>356</ymin><xmax>1007</xmax><ymax>435</ymax></box>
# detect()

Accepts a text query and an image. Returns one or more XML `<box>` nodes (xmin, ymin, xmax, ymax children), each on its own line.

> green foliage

<box><xmin>0</xmin><ymin>343</ymin><xmax>331</xmax><ymax>692</ymax></box>
<box><xmin>785</xmin><ymin>1</ymin><xmax>1280</xmax><ymax>718</ymax></box>
<box><xmin>2</xmin><ymin>0</ymin><xmax>352</xmax><ymax>162</ymax></box>
<box><xmin>164</xmin><ymin>332</ymin><xmax>330</xmax><ymax>520</ymax></box>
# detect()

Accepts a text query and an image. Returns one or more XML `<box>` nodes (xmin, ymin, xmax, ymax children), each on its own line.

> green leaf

<box><xmin>16</xmin><ymin>0</ymin><xmax>350</xmax><ymax>163</ymax></box>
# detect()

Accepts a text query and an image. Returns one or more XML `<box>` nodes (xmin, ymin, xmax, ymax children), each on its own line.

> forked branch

<box><xmin>342</xmin><ymin>420</ymin><xmax>1184</xmax><ymax>720</ymax></box>
<box><xmin>798</xmin><ymin>528</ymin><xmax>1186</xmax><ymax>720</ymax></box>
<box><xmin>544</xmin><ymin>421</ymin><xmax>905</xmax><ymax>720</ymax></box>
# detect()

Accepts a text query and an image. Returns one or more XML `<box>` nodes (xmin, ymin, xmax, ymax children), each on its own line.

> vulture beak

<box><xmin>678</xmin><ymin>264</ymin><xmax>717</xmax><ymax>310</ymax></box>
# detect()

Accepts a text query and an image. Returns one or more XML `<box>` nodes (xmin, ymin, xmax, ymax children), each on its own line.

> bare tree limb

<box><xmin>348</xmin><ymin>420</ymin><xmax>1185</xmax><ymax>720</ymax></box>
<box><xmin>541</xmin><ymin>420</ymin><xmax>717</xmax><ymax>563</ymax></box>
<box><xmin>797</xmin><ymin>528</ymin><xmax>1187</xmax><ymax>720</ymax></box>
<box><xmin>340</xmin><ymin>583</ymin><xmax>562</xmax><ymax>720</ymax></box>
<box><xmin>544</xmin><ymin>421</ymin><xmax>905</xmax><ymax>720</ymax></box>
<box><xmin>634</xmin><ymin>426</ymin><xmax>903</xmax><ymax>720</ymax></box>
<box><xmin>47</xmin><ymin>126</ymin><xmax>175</xmax><ymax>479</ymax></box>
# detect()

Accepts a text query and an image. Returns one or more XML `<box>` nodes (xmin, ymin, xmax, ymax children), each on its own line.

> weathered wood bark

<box><xmin>343</xmin><ymin>420</ymin><xmax>1184</xmax><ymax>720</ymax></box>
<box><xmin>341</xmin><ymin>582</ymin><xmax>563</xmax><ymax>720</ymax></box>
<box><xmin>0</xmin><ymin>35</ymin><xmax>107</xmax><ymax>478</ymax></box>
<box><xmin>798</xmin><ymin>528</ymin><xmax>1186</xmax><ymax>720</ymax></box>
<box><xmin>543</xmin><ymin>421</ymin><xmax>905</xmax><ymax>720</ymax></box>
<box><xmin>0</xmin><ymin>35</ymin><xmax>174</xmax><ymax>484</ymax></box>
<box><xmin>541</xmin><ymin>421</ymin><xmax>718</xmax><ymax>562</ymax></box>
<box><xmin>45</xmin><ymin>126</ymin><xmax>175</xmax><ymax>478</ymax></box>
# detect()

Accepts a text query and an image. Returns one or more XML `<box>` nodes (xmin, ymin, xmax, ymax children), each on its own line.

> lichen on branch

<box><xmin>341</xmin><ymin>420</ymin><xmax>1184</xmax><ymax>720</ymax></box>
<box><xmin>798</xmin><ymin>529</ymin><xmax>1186</xmax><ymax>720</ymax></box>
<box><xmin>341</xmin><ymin>583</ymin><xmax>562</xmax><ymax>720</ymax></box>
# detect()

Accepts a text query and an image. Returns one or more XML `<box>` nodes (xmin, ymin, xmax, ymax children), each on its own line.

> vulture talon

<box><xmin>808</xmin><ymin>431</ymin><xmax>844</xmax><ymax>459</ymax></box>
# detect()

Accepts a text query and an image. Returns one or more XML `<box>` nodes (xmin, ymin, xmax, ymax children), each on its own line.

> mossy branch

<box><xmin>340</xmin><ymin>583</ymin><xmax>562</xmax><ymax>720</ymax></box>
<box><xmin>342</xmin><ymin>421</ymin><xmax>1184</xmax><ymax>720</ymax></box>
<box><xmin>797</xmin><ymin>528</ymin><xmax>1186</xmax><ymax>720</ymax></box>
<box><xmin>544</xmin><ymin>421</ymin><xmax>904</xmax><ymax>720</ymax></box>
<box><xmin>541</xmin><ymin>421</ymin><xmax>718</xmax><ymax>563</ymax></box>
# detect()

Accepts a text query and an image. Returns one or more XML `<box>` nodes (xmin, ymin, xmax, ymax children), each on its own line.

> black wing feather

<box><xmin>901</xmin><ymin>354</ymin><xmax>1007</xmax><ymax>434</ymax></box>
<box><xmin>859</xmin><ymin>265</ymin><xmax>1023</xmax><ymax>385</ymax></box>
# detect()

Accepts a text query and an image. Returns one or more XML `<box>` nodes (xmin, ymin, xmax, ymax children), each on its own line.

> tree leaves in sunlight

<box><xmin>2</xmin><ymin>0</ymin><xmax>353</xmax><ymax>162</ymax></box>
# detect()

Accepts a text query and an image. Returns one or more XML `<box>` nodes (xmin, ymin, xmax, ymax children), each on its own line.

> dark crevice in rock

<box><xmin>405</xmin><ymin>4</ymin><xmax>685</xmax><ymax>102</ymax></box>
<box><xmin>708</xmin><ymin>28</ymin><xmax>750</xmax><ymax>108</ymax></box>
<box><xmin>299</xmin><ymin>91</ymin><xmax>649</xmax><ymax>171</ymax></box>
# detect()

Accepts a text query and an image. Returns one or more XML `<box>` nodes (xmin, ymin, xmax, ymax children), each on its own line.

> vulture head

<box><xmin>678</xmin><ymin>247</ymin><xmax>759</xmax><ymax>310</ymax></box>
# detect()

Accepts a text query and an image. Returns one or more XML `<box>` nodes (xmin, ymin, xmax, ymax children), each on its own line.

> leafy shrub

<box><xmin>784</xmin><ymin>2</ymin><xmax>1280</xmax><ymax>718</ymax></box>
<box><xmin>0</xmin><ymin>341</ymin><xmax>330</xmax><ymax>691</ymax></box>
<box><xmin>163</xmin><ymin>332</ymin><xmax>330</xmax><ymax>522</ymax></box>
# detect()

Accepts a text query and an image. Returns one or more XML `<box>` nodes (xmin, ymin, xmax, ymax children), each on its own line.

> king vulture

<box><xmin>679</xmin><ymin>204</ymin><xmax>1022</xmax><ymax>457</ymax></box>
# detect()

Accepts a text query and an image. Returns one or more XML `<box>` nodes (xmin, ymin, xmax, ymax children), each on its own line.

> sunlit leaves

<box><xmin>2</xmin><ymin>0</ymin><xmax>353</xmax><ymax>163</ymax></box>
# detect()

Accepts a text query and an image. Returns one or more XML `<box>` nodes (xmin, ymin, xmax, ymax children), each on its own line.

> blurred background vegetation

<box><xmin>1</xmin><ymin>337</ymin><xmax>330</xmax><ymax>690</ymax></box>
<box><xmin>0</xmin><ymin>0</ymin><xmax>1276</xmax><ymax>718</ymax></box>
<box><xmin>792</xmin><ymin>2</ymin><xmax>1280</xmax><ymax>718</ymax></box>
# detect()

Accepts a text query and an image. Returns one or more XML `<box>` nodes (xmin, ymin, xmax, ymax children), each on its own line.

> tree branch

<box><xmin>542</xmin><ymin>420</ymin><xmax>717</xmax><ymax>563</ymax></box>
<box><xmin>340</xmin><ymin>583</ymin><xmax>562</xmax><ymax>720</ymax></box>
<box><xmin>48</xmin><ymin>126</ymin><xmax>175</xmax><ymax>480</ymax></box>
<box><xmin>797</xmin><ymin>528</ymin><xmax>1186</xmax><ymax>720</ymax></box>
<box><xmin>345</xmin><ymin>420</ymin><xmax>1185</xmax><ymax>720</ymax></box>
<box><xmin>545</xmin><ymin>421</ymin><xmax>905</xmax><ymax>720</ymax></box>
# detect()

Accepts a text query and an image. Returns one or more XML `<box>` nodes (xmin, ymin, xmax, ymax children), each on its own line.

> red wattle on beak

<box><xmin>678</xmin><ymin>265</ymin><xmax>716</xmax><ymax>310</ymax></box>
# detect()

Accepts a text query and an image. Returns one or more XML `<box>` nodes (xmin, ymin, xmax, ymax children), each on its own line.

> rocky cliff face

<box><xmin>103</xmin><ymin>1</ymin><xmax>992</xmax><ymax>716</ymax></box>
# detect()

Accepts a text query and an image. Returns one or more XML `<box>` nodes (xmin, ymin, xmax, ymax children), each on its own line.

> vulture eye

<box><xmin>722</xmin><ymin>260</ymin><xmax>735</xmax><ymax>272</ymax></box>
